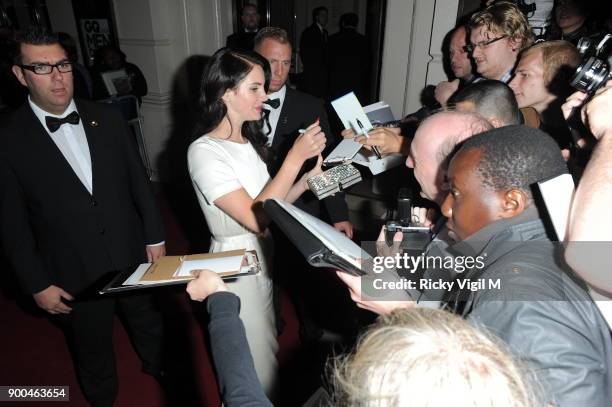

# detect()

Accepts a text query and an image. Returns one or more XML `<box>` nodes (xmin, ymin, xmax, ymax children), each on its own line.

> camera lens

<box><xmin>571</xmin><ymin>57</ymin><xmax>610</xmax><ymax>94</ymax></box>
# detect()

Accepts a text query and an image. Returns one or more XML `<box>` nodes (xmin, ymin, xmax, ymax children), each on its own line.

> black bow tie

<box><xmin>262</xmin><ymin>108</ymin><xmax>272</xmax><ymax>136</ymax></box>
<box><xmin>264</xmin><ymin>98</ymin><xmax>280</xmax><ymax>109</ymax></box>
<box><xmin>45</xmin><ymin>111</ymin><xmax>80</xmax><ymax>132</ymax></box>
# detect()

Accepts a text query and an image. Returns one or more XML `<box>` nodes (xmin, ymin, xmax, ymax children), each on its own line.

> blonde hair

<box><xmin>469</xmin><ymin>1</ymin><xmax>534</xmax><ymax>51</ymax></box>
<box><xmin>331</xmin><ymin>308</ymin><xmax>544</xmax><ymax>407</ymax></box>
<box><xmin>523</xmin><ymin>40</ymin><xmax>581</xmax><ymax>85</ymax></box>
<box><xmin>254</xmin><ymin>27</ymin><xmax>291</xmax><ymax>48</ymax></box>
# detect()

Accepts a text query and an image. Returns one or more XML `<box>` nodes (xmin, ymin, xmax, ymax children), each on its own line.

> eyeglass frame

<box><xmin>19</xmin><ymin>61</ymin><xmax>74</xmax><ymax>75</ymax></box>
<box><xmin>463</xmin><ymin>35</ymin><xmax>509</xmax><ymax>54</ymax></box>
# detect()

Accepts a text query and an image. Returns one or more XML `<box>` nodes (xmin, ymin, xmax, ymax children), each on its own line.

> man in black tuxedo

<box><xmin>327</xmin><ymin>13</ymin><xmax>370</xmax><ymax>102</ymax></box>
<box><xmin>299</xmin><ymin>6</ymin><xmax>329</xmax><ymax>98</ymax></box>
<box><xmin>255</xmin><ymin>27</ymin><xmax>352</xmax><ymax>235</ymax></box>
<box><xmin>255</xmin><ymin>27</ymin><xmax>355</xmax><ymax>341</ymax></box>
<box><xmin>226</xmin><ymin>4</ymin><xmax>260</xmax><ymax>51</ymax></box>
<box><xmin>0</xmin><ymin>28</ymin><xmax>165</xmax><ymax>407</ymax></box>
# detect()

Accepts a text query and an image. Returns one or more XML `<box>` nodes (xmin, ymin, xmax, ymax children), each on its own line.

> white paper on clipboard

<box><xmin>331</xmin><ymin>92</ymin><xmax>374</xmax><ymax>136</ymax></box>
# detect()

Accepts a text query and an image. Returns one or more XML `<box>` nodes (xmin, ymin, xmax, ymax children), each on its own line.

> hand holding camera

<box><xmin>383</xmin><ymin>188</ymin><xmax>432</xmax><ymax>256</ymax></box>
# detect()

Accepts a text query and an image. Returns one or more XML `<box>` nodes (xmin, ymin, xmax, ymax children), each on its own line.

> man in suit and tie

<box><xmin>0</xmin><ymin>28</ymin><xmax>165</xmax><ymax>407</ymax></box>
<box><xmin>254</xmin><ymin>27</ymin><xmax>352</xmax><ymax>236</ymax></box>
<box><xmin>327</xmin><ymin>12</ymin><xmax>370</xmax><ymax>103</ymax></box>
<box><xmin>254</xmin><ymin>27</ymin><xmax>355</xmax><ymax>341</ymax></box>
<box><xmin>299</xmin><ymin>6</ymin><xmax>329</xmax><ymax>98</ymax></box>
<box><xmin>226</xmin><ymin>3</ymin><xmax>261</xmax><ymax>51</ymax></box>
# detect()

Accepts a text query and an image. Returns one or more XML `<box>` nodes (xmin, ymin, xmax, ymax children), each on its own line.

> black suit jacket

<box><xmin>226</xmin><ymin>31</ymin><xmax>258</xmax><ymax>51</ymax></box>
<box><xmin>0</xmin><ymin>100</ymin><xmax>164</xmax><ymax>295</ymax></box>
<box><xmin>299</xmin><ymin>24</ymin><xmax>328</xmax><ymax>98</ymax></box>
<box><xmin>327</xmin><ymin>28</ymin><xmax>370</xmax><ymax>102</ymax></box>
<box><xmin>269</xmin><ymin>87</ymin><xmax>348</xmax><ymax>223</ymax></box>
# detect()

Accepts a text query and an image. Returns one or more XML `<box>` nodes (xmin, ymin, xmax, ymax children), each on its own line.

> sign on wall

<box><xmin>80</xmin><ymin>19</ymin><xmax>111</xmax><ymax>65</ymax></box>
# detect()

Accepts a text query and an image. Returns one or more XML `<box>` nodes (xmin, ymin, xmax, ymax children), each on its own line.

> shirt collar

<box><xmin>28</xmin><ymin>96</ymin><xmax>78</xmax><ymax>133</ymax></box>
<box><xmin>499</xmin><ymin>70</ymin><xmax>513</xmax><ymax>84</ymax></box>
<box><xmin>268</xmin><ymin>85</ymin><xmax>286</xmax><ymax>106</ymax></box>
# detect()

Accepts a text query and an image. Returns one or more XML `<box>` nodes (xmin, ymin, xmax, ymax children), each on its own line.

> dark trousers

<box><xmin>55</xmin><ymin>294</ymin><xmax>164</xmax><ymax>407</ymax></box>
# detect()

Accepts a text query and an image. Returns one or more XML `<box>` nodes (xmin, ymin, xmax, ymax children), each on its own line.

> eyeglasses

<box><xmin>463</xmin><ymin>35</ymin><xmax>508</xmax><ymax>53</ymax></box>
<box><xmin>20</xmin><ymin>61</ymin><xmax>73</xmax><ymax>75</ymax></box>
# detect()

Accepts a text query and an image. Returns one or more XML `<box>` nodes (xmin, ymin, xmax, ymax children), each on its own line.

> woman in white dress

<box><xmin>187</xmin><ymin>48</ymin><xmax>326</xmax><ymax>396</ymax></box>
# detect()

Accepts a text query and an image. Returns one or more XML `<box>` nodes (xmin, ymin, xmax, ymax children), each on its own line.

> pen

<box><xmin>356</xmin><ymin>118</ymin><xmax>382</xmax><ymax>159</ymax></box>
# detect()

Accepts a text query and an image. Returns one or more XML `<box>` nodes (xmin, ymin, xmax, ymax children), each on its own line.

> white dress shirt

<box><xmin>264</xmin><ymin>84</ymin><xmax>286</xmax><ymax>146</ymax></box>
<box><xmin>29</xmin><ymin>97</ymin><xmax>93</xmax><ymax>194</ymax></box>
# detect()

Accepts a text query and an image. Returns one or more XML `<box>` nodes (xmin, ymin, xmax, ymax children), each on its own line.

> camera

<box><xmin>571</xmin><ymin>33</ymin><xmax>612</xmax><ymax>94</ymax></box>
<box><xmin>384</xmin><ymin>188</ymin><xmax>431</xmax><ymax>255</ymax></box>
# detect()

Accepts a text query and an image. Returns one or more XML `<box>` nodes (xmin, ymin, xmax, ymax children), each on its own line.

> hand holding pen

<box><xmin>354</xmin><ymin>126</ymin><xmax>404</xmax><ymax>156</ymax></box>
<box><xmin>356</xmin><ymin>118</ymin><xmax>382</xmax><ymax>159</ymax></box>
<box><xmin>291</xmin><ymin>118</ymin><xmax>326</xmax><ymax>161</ymax></box>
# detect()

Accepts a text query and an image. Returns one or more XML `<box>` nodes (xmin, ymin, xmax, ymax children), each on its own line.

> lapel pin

<box><xmin>90</xmin><ymin>120</ymin><xmax>99</xmax><ymax>127</ymax></box>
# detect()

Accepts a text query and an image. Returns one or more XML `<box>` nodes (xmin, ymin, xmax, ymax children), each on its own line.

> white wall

<box><xmin>379</xmin><ymin>0</ymin><xmax>459</xmax><ymax>117</ymax></box>
<box><xmin>111</xmin><ymin>0</ymin><xmax>233</xmax><ymax>181</ymax></box>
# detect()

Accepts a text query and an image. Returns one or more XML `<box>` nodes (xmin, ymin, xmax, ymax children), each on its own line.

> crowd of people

<box><xmin>2</xmin><ymin>0</ymin><xmax>612</xmax><ymax>406</ymax></box>
<box><xmin>225</xmin><ymin>4</ymin><xmax>371</xmax><ymax>103</ymax></box>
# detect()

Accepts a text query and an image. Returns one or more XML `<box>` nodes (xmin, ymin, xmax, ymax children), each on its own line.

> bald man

<box><xmin>338</xmin><ymin>111</ymin><xmax>492</xmax><ymax>315</ymax></box>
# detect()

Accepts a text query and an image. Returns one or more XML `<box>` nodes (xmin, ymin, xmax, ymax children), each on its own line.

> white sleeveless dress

<box><xmin>187</xmin><ymin>135</ymin><xmax>278</xmax><ymax>394</ymax></box>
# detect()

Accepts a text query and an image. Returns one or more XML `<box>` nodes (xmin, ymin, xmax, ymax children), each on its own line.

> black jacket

<box><xmin>226</xmin><ymin>31</ymin><xmax>258</xmax><ymax>51</ymax></box>
<box><xmin>299</xmin><ymin>24</ymin><xmax>328</xmax><ymax>98</ymax></box>
<box><xmin>327</xmin><ymin>27</ymin><xmax>370</xmax><ymax>102</ymax></box>
<box><xmin>269</xmin><ymin>87</ymin><xmax>348</xmax><ymax>223</ymax></box>
<box><xmin>448</xmin><ymin>208</ymin><xmax>612</xmax><ymax>406</ymax></box>
<box><xmin>0</xmin><ymin>100</ymin><xmax>164</xmax><ymax>295</ymax></box>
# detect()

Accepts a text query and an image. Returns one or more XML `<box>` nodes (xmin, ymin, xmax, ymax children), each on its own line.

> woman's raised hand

<box><xmin>289</xmin><ymin>119</ymin><xmax>326</xmax><ymax>162</ymax></box>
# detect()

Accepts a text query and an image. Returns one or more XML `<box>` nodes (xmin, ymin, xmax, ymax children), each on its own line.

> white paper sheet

<box><xmin>122</xmin><ymin>263</ymin><xmax>152</xmax><ymax>285</ymax></box>
<box><xmin>537</xmin><ymin>173</ymin><xmax>575</xmax><ymax>241</ymax></box>
<box><xmin>174</xmin><ymin>255</ymin><xmax>244</xmax><ymax>277</ymax></box>
<box><xmin>331</xmin><ymin>92</ymin><xmax>374</xmax><ymax>135</ymax></box>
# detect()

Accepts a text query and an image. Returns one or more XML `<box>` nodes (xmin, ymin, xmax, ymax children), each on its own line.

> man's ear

<box><xmin>500</xmin><ymin>189</ymin><xmax>528</xmax><ymax>218</ymax></box>
<box><xmin>11</xmin><ymin>65</ymin><xmax>27</xmax><ymax>87</ymax></box>
<box><xmin>488</xmin><ymin>116</ymin><xmax>503</xmax><ymax>128</ymax></box>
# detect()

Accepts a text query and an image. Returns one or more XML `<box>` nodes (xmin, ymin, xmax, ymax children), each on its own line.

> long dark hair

<box><xmin>545</xmin><ymin>0</ymin><xmax>599</xmax><ymax>42</ymax></box>
<box><xmin>194</xmin><ymin>47</ymin><xmax>272</xmax><ymax>163</ymax></box>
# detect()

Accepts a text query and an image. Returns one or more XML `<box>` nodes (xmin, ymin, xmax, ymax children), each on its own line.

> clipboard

<box><xmin>263</xmin><ymin>198</ymin><xmax>367</xmax><ymax>276</ymax></box>
<box><xmin>99</xmin><ymin>249</ymin><xmax>260</xmax><ymax>294</ymax></box>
